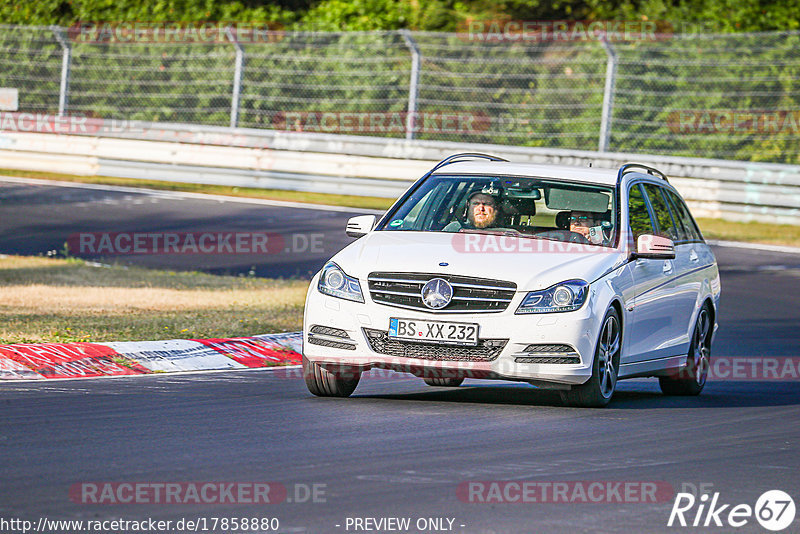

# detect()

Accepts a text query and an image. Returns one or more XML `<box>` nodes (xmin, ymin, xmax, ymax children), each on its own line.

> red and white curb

<box><xmin>0</xmin><ymin>332</ymin><xmax>303</xmax><ymax>380</ymax></box>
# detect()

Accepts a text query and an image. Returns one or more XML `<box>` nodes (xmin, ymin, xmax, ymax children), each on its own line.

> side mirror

<box><xmin>635</xmin><ymin>234</ymin><xmax>675</xmax><ymax>260</ymax></box>
<box><xmin>346</xmin><ymin>215</ymin><xmax>376</xmax><ymax>238</ymax></box>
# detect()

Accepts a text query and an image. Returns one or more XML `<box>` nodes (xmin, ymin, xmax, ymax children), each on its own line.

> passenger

<box><xmin>569</xmin><ymin>211</ymin><xmax>608</xmax><ymax>244</ymax></box>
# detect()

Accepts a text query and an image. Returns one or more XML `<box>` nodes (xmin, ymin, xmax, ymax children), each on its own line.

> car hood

<box><xmin>329</xmin><ymin>231</ymin><xmax>626</xmax><ymax>291</ymax></box>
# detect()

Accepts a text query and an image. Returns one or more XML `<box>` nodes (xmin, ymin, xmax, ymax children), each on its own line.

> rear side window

<box><xmin>642</xmin><ymin>183</ymin><xmax>679</xmax><ymax>241</ymax></box>
<box><xmin>628</xmin><ymin>184</ymin><xmax>654</xmax><ymax>243</ymax></box>
<box><xmin>664</xmin><ymin>189</ymin><xmax>704</xmax><ymax>242</ymax></box>
<box><xmin>660</xmin><ymin>189</ymin><xmax>688</xmax><ymax>242</ymax></box>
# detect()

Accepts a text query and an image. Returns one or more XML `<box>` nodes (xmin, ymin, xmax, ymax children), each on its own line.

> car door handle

<box><xmin>663</xmin><ymin>260</ymin><xmax>673</xmax><ymax>274</ymax></box>
<box><xmin>689</xmin><ymin>250</ymin><xmax>699</xmax><ymax>262</ymax></box>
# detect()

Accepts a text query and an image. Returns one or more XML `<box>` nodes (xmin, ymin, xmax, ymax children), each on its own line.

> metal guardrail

<box><xmin>1</xmin><ymin>120</ymin><xmax>799</xmax><ymax>224</ymax></box>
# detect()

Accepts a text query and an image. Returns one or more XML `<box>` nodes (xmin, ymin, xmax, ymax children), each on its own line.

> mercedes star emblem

<box><xmin>421</xmin><ymin>278</ymin><xmax>453</xmax><ymax>310</ymax></box>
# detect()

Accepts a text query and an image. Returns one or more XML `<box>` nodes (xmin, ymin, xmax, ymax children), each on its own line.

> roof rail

<box><xmin>427</xmin><ymin>152</ymin><xmax>508</xmax><ymax>175</ymax></box>
<box><xmin>617</xmin><ymin>163</ymin><xmax>669</xmax><ymax>186</ymax></box>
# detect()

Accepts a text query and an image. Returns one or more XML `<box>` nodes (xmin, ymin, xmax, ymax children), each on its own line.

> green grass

<box><xmin>0</xmin><ymin>255</ymin><xmax>308</xmax><ymax>344</ymax></box>
<box><xmin>696</xmin><ymin>218</ymin><xmax>800</xmax><ymax>248</ymax></box>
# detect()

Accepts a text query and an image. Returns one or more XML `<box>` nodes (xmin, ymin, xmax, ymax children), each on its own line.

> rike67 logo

<box><xmin>668</xmin><ymin>490</ymin><xmax>796</xmax><ymax>531</ymax></box>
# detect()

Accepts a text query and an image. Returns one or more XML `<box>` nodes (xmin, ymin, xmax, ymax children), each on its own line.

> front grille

<box><xmin>515</xmin><ymin>343</ymin><xmax>580</xmax><ymax>364</ymax></box>
<box><xmin>368</xmin><ymin>272</ymin><xmax>516</xmax><ymax>313</ymax></box>
<box><xmin>363</xmin><ymin>328</ymin><xmax>507</xmax><ymax>362</ymax></box>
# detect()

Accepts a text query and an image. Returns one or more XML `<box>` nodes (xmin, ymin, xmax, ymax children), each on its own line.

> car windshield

<box><xmin>379</xmin><ymin>174</ymin><xmax>617</xmax><ymax>248</ymax></box>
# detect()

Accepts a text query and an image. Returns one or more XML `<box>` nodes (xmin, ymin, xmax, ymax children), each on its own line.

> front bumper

<box><xmin>303</xmin><ymin>283</ymin><xmax>604</xmax><ymax>386</ymax></box>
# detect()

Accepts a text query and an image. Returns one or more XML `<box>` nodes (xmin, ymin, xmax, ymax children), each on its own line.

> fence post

<box><xmin>400</xmin><ymin>30</ymin><xmax>421</xmax><ymax>140</ymax></box>
<box><xmin>51</xmin><ymin>26</ymin><xmax>71</xmax><ymax>116</ymax></box>
<box><xmin>226</xmin><ymin>27</ymin><xmax>245</xmax><ymax>129</ymax></box>
<box><xmin>598</xmin><ymin>38</ymin><xmax>617</xmax><ymax>152</ymax></box>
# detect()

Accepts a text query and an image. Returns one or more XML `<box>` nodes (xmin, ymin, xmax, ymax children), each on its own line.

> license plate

<box><xmin>388</xmin><ymin>318</ymin><xmax>479</xmax><ymax>346</ymax></box>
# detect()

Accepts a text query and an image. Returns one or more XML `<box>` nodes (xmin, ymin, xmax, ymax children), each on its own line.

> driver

<box><xmin>467</xmin><ymin>192</ymin><xmax>499</xmax><ymax>229</ymax></box>
<box><xmin>443</xmin><ymin>188</ymin><xmax>503</xmax><ymax>232</ymax></box>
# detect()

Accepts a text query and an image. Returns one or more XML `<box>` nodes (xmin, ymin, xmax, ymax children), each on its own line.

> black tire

<box><xmin>560</xmin><ymin>307</ymin><xmax>621</xmax><ymax>408</ymax></box>
<box><xmin>659</xmin><ymin>304</ymin><xmax>712</xmax><ymax>396</ymax></box>
<box><xmin>303</xmin><ymin>356</ymin><xmax>360</xmax><ymax>397</ymax></box>
<box><xmin>423</xmin><ymin>377</ymin><xmax>464</xmax><ymax>387</ymax></box>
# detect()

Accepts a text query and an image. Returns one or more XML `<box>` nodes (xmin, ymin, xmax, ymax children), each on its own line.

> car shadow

<box><xmin>356</xmin><ymin>380</ymin><xmax>800</xmax><ymax>409</ymax></box>
<box><xmin>360</xmin><ymin>385</ymin><xmax>566</xmax><ymax>407</ymax></box>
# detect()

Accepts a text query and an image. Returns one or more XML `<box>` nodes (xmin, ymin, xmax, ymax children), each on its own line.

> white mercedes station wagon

<box><xmin>303</xmin><ymin>154</ymin><xmax>721</xmax><ymax>407</ymax></box>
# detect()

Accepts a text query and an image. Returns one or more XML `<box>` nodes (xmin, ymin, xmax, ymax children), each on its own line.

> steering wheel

<box><xmin>535</xmin><ymin>230</ymin><xmax>590</xmax><ymax>244</ymax></box>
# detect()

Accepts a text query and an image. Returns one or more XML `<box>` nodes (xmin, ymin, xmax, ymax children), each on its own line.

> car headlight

<box><xmin>317</xmin><ymin>262</ymin><xmax>364</xmax><ymax>303</ymax></box>
<box><xmin>516</xmin><ymin>280</ymin><xmax>589</xmax><ymax>314</ymax></box>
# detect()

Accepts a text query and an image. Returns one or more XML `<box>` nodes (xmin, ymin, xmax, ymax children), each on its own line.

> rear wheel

<box><xmin>423</xmin><ymin>377</ymin><xmax>464</xmax><ymax>387</ymax></box>
<box><xmin>659</xmin><ymin>305</ymin><xmax>711</xmax><ymax>396</ymax></box>
<box><xmin>560</xmin><ymin>307</ymin><xmax>621</xmax><ymax>408</ymax></box>
<box><xmin>303</xmin><ymin>356</ymin><xmax>360</xmax><ymax>397</ymax></box>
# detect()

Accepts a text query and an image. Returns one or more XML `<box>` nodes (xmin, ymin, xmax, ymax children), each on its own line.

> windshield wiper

<box><xmin>459</xmin><ymin>228</ymin><xmax>522</xmax><ymax>237</ymax></box>
<box><xmin>458</xmin><ymin>228</ymin><xmax>556</xmax><ymax>240</ymax></box>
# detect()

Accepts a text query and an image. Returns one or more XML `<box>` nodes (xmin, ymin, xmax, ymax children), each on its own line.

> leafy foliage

<box><xmin>1</xmin><ymin>0</ymin><xmax>799</xmax><ymax>32</ymax></box>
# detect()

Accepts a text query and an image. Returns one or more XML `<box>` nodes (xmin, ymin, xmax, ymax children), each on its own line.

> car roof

<box><xmin>431</xmin><ymin>161</ymin><xmax>622</xmax><ymax>186</ymax></box>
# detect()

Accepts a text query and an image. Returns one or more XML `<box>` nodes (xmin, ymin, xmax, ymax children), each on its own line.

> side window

<box><xmin>662</xmin><ymin>190</ymin><xmax>689</xmax><ymax>242</ymax></box>
<box><xmin>628</xmin><ymin>184</ymin><xmax>654</xmax><ymax>243</ymax></box>
<box><xmin>665</xmin><ymin>189</ymin><xmax>704</xmax><ymax>242</ymax></box>
<box><xmin>662</xmin><ymin>189</ymin><xmax>688</xmax><ymax>242</ymax></box>
<box><xmin>642</xmin><ymin>183</ymin><xmax>678</xmax><ymax>241</ymax></box>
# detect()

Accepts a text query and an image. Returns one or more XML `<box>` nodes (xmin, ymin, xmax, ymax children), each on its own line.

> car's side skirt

<box><xmin>618</xmin><ymin>354</ymin><xmax>688</xmax><ymax>379</ymax></box>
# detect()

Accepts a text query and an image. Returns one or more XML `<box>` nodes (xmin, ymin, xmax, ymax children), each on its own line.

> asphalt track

<box><xmin>1</xmin><ymin>178</ymin><xmax>799</xmax><ymax>533</ymax></box>
<box><xmin>0</xmin><ymin>178</ymin><xmax>369</xmax><ymax>278</ymax></box>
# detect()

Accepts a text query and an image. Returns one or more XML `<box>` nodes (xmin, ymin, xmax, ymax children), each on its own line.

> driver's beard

<box><xmin>472</xmin><ymin>214</ymin><xmax>496</xmax><ymax>229</ymax></box>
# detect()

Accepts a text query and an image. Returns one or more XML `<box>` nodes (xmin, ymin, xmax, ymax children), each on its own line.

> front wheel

<box><xmin>659</xmin><ymin>305</ymin><xmax>712</xmax><ymax>396</ymax></box>
<box><xmin>560</xmin><ymin>307</ymin><xmax>621</xmax><ymax>408</ymax></box>
<box><xmin>303</xmin><ymin>356</ymin><xmax>360</xmax><ymax>397</ymax></box>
